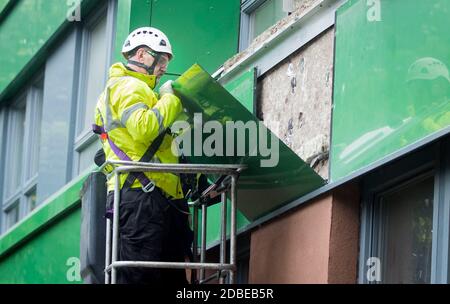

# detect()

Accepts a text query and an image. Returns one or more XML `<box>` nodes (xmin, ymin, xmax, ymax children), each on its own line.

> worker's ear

<box><xmin>136</xmin><ymin>48</ymin><xmax>146</xmax><ymax>61</ymax></box>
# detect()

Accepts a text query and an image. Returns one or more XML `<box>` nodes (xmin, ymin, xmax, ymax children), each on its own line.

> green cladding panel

<box><xmin>113</xmin><ymin>0</ymin><xmax>155</xmax><ymax>63</ymax></box>
<box><xmin>173</xmin><ymin>64</ymin><xmax>325</xmax><ymax>221</ymax></box>
<box><xmin>0</xmin><ymin>171</ymin><xmax>89</xmax><ymax>283</ymax></box>
<box><xmin>331</xmin><ymin>0</ymin><xmax>450</xmax><ymax>181</ymax></box>
<box><xmin>201</xmin><ymin>69</ymin><xmax>256</xmax><ymax>244</ymax></box>
<box><xmin>0</xmin><ymin>0</ymin><xmax>9</xmax><ymax>14</ymax></box>
<box><xmin>225</xmin><ymin>69</ymin><xmax>257</xmax><ymax>114</ymax></box>
<box><xmin>150</xmin><ymin>0</ymin><xmax>240</xmax><ymax>76</ymax></box>
<box><xmin>113</xmin><ymin>0</ymin><xmax>132</xmax><ymax>63</ymax></box>
<box><xmin>130</xmin><ymin>0</ymin><xmax>151</xmax><ymax>30</ymax></box>
<box><xmin>0</xmin><ymin>209</ymin><xmax>81</xmax><ymax>283</ymax></box>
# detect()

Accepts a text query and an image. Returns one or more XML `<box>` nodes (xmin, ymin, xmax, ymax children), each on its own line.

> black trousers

<box><xmin>107</xmin><ymin>188</ymin><xmax>193</xmax><ymax>284</ymax></box>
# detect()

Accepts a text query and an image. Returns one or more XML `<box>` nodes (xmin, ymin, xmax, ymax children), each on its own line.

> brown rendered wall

<box><xmin>249</xmin><ymin>194</ymin><xmax>333</xmax><ymax>283</ymax></box>
<box><xmin>327</xmin><ymin>183</ymin><xmax>360</xmax><ymax>284</ymax></box>
<box><xmin>248</xmin><ymin>183</ymin><xmax>360</xmax><ymax>284</ymax></box>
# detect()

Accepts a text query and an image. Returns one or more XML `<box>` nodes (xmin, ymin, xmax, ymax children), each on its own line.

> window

<box><xmin>3</xmin><ymin>99</ymin><xmax>26</xmax><ymax>202</ymax></box>
<box><xmin>80</xmin><ymin>16</ymin><xmax>107</xmax><ymax>133</ymax></box>
<box><xmin>360</xmin><ymin>137</ymin><xmax>450</xmax><ymax>283</ymax></box>
<box><xmin>36</xmin><ymin>29</ymin><xmax>79</xmax><ymax>204</ymax></box>
<box><xmin>4</xmin><ymin>203</ymin><xmax>19</xmax><ymax>231</ymax></box>
<box><xmin>74</xmin><ymin>1</ymin><xmax>115</xmax><ymax>174</ymax></box>
<box><xmin>240</xmin><ymin>0</ymin><xmax>289</xmax><ymax>50</ymax></box>
<box><xmin>375</xmin><ymin>173</ymin><xmax>434</xmax><ymax>283</ymax></box>
<box><xmin>1</xmin><ymin>78</ymin><xmax>43</xmax><ymax>232</ymax></box>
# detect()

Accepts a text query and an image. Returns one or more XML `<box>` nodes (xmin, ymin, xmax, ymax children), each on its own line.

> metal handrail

<box><xmin>106</xmin><ymin>261</ymin><xmax>235</xmax><ymax>271</ymax></box>
<box><xmin>98</xmin><ymin>159</ymin><xmax>246</xmax><ymax>174</ymax></box>
<box><xmin>102</xmin><ymin>160</ymin><xmax>245</xmax><ymax>284</ymax></box>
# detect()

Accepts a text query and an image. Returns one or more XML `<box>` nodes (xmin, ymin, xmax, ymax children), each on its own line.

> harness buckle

<box><xmin>142</xmin><ymin>181</ymin><xmax>156</xmax><ymax>193</ymax></box>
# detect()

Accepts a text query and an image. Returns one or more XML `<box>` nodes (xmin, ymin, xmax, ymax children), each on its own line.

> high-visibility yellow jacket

<box><xmin>94</xmin><ymin>62</ymin><xmax>184</xmax><ymax>199</ymax></box>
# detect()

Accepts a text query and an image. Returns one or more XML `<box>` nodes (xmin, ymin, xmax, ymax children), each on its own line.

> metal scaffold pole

<box><xmin>111</xmin><ymin>172</ymin><xmax>121</xmax><ymax>284</ymax></box>
<box><xmin>229</xmin><ymin>174</ymin><xmax>237</xmax><ymax>284</ymax></box>
<box><xmin>219</xmin><ymin>191</ymin><xmax>227</xmax><ymax>284</ymax></box>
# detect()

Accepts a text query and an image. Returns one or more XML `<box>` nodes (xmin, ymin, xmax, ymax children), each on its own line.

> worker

<box><xmin>396</xmin><ymin>57</ymin><xmax>450</xmax><ymax>147</ymax></box>
<box><xmin>405</xmin><ymin>57</ymin><xmax>450</xmax><ymax>132</ymax></box>
<box><xmin>93</xmin><ymin>27</ymin><xmax>193</xmax><ymax>284</ymax></box>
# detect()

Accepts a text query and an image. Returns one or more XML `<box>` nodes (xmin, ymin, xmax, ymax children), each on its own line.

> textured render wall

<box><xmin>327</xmin><ymin>183</ymin><xmax>360</xmax><ymax>284</ymax></box>
<box><xmin>257</xmin><ymin>29</ymin><xmax>334</xmax><ymax>179</ymax></box>
<box><xmin>249</xmin><ymin>194</ymin><xmax>333</xmax><ymax>283</ymax></box>
<box><xmin>248</xmin><ymin>183</ymin><xmax>360</xmax><ymax>284</ymax></box>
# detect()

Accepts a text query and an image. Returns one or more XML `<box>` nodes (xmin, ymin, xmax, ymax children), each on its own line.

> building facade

<box><xmin>0</xmin><ymin>0</ymin><xmax>449</xmax><ymax>284</ymax></box>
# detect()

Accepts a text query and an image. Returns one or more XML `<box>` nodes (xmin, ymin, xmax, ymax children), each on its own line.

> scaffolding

<box><xmin>99</xmin><ymin>160</ymin><xmax>246</xmax><ymax>284</ymax></box>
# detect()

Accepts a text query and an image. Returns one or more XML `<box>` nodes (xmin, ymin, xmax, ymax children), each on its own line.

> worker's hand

<box><xmin>159</xmin><ymin>80</ymin><xmax>175</xmax><ymax>96</ymax></box>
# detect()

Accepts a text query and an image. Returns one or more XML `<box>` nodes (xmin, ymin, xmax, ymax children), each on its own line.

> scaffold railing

<box><xmin>99</xmin><ymin>160</ymin><xmax>246</xmax><ymax>284</ymax></box>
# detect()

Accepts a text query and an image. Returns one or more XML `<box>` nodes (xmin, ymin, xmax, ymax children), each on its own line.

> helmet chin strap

<box><xmin>128</xmin><ymin>52</ymin><xmax>162</xmax><ymax>76</ymax></box>
<box><xmin>127</xmin><ymin>60</ymin><xmax>154</xmax><ymax>75</ymax></box>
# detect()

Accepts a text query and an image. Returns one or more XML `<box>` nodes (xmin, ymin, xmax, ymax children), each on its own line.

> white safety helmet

<box><xmin>121</xmin><ymin>27</ymin><xmax>173</xmax><ymax>59</ymax></box>
<box><xmin>406</xmin><ymin>57</ymin><xmax>450</xmax><ymax>83</ymax></box>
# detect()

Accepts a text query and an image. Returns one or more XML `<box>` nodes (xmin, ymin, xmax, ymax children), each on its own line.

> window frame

<box><xmin>2</xmin><ymin>93</ymin><xmax>27</xmax><ymax>208</ymax></box>
<box><xmin>239</xmin><ymin>0</ymin><xmax>289</xmax><ymax>51</ymax></box>
<box><xmin>73</xmin><ymin>0</ymin><xmax>116</xmax><ymax>176</ymax></box>
<box><xmin>1</xmin><ymin>73</ymin><xmax>44</xmax><ymax>233</ymax></box>
<box><xmin>3</xmin><ymin>200</ymin><xmax>20</xmax><ymax>233</ymax></box>
<box><xmin>373</xmin><ymin>170</ymin><xmax>435</xmax><ymax>284</ymax></box>
<box><xmin>359</xmin><ymin>137</ymin><xmax>450</xmax><ymax>283</ymax></box>
<box><xmin>23</xmin><ymin>79</ymin><xmax>44</xmax><ymax>181</ymax></box>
